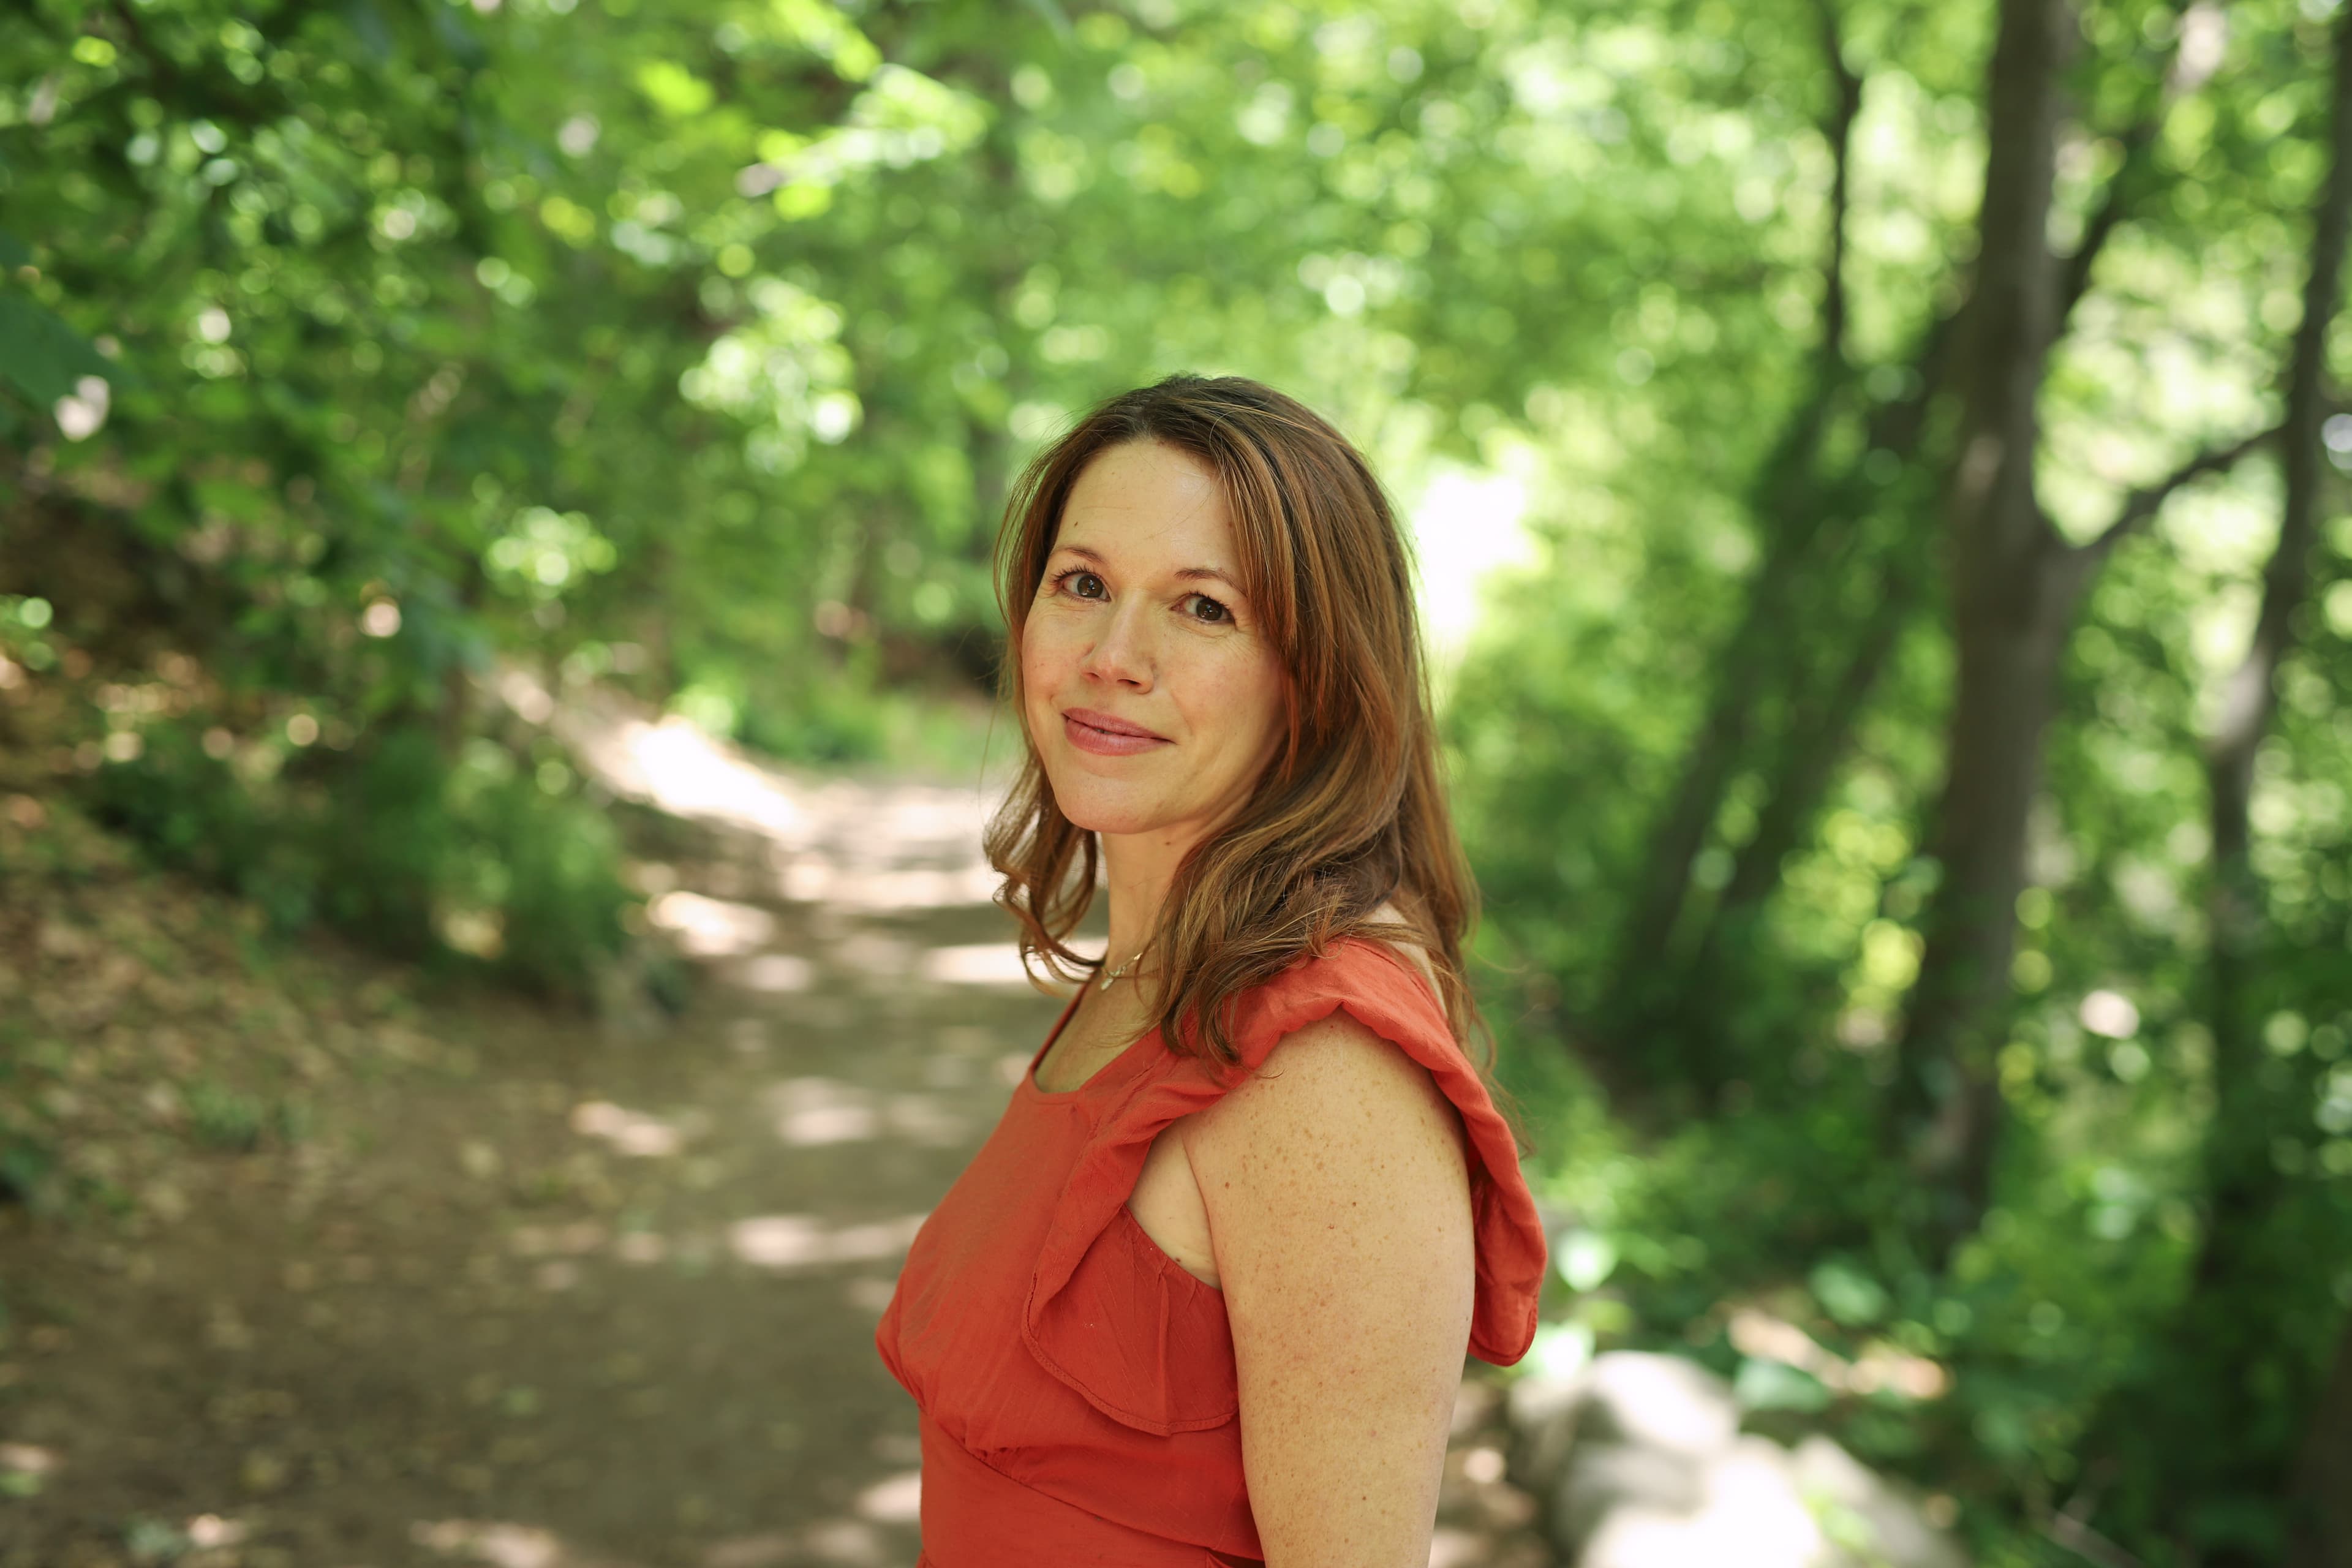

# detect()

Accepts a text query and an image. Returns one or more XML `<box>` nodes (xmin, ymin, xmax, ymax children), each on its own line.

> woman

<box><xmin>877</xmin><ymin>375</ymin><xmax>1546</xmax><ymax>1567</ymax></box>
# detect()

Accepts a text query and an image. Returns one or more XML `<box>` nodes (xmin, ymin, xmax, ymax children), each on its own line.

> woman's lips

<box><xmin>1062</xmin><ymin>708</ymin><xmax>1169</xmax><ymax>757</ymax></box>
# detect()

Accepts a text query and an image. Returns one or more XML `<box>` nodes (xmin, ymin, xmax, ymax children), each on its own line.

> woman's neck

<box><xmin>1096</xmin><ymin>823</ymin><xmax>1197</xmax><ymax>976</ymax></box>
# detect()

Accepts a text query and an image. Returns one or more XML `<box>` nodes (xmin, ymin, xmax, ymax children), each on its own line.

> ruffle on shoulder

<box><xmin>1021</xmin><ymin>940</ymin><xmax>1548</xmax><ymax>1437</ymax></box>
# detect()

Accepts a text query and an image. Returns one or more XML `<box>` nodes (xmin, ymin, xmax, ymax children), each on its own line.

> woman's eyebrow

<box><xmin>1052</xmin><ymin>545</ymin><xmax>1243</xmax><ymax>594</ymax></box>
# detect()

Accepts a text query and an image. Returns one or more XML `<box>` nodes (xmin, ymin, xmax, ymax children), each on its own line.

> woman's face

<box><xmin>1022</xmin><ymin>440</ymin><xmax>1289</xmax><ymax>847</ymax></box>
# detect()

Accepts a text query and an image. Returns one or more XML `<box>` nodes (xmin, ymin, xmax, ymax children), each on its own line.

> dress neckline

<box><xmin>1025</xmin><ymin>985</ymin><xmax>1160</xmax><ymax>1100</ymax></box>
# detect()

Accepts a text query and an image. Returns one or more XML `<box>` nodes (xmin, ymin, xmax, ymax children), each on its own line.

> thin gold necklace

<box><xmin>1098</xmin><ymin>946</ymin><xmax>1148</xmax><ymax>992</ymax></box>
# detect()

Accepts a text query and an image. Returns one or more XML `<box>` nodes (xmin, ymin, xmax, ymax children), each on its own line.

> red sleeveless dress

<box><xmin>875</xmin><ymin>940</ymin><xmax>1547</xmax><ymax>1566</ymax></box>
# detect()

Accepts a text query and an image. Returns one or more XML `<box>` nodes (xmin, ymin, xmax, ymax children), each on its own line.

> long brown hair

<box><xmin>986</xmin><ymin>374</ymin><xmax>1484</xmax><ymax>1069</ymax></box>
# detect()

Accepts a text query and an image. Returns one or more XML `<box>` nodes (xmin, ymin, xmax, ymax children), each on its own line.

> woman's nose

<box><xmin>1082</xmin><ymin>599</ymin><xmax>1155</xmax><ymax>688</ymax></box>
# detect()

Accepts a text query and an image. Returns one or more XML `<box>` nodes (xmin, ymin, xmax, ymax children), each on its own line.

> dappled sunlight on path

<box><xmin>5</xmin><ymin>695</ymin><xmax>1058</xmax><ymax>1567</ymax></box>
<box><xmin>7</xmin><ymin>703</ymin><xmax>1547</xmax><ymax>1568</ymax></box>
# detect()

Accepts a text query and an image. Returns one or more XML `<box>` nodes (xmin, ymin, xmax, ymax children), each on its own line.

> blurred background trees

<box><xmin>4</xmin><ymin>0</ymin><xmax>2350</xmax><ymax>1561</ymax></box>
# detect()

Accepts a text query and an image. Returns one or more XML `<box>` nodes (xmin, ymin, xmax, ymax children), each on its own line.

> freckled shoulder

<box><xmin>1126</xmin><ymin>933</ymin><xmax>1455</xmax><ymax>1292</ymax></box>
<box><xmin>1183</xmin><ymin>1006</ymin><xmax>1467</xmax><ymax>1184</ymax></box>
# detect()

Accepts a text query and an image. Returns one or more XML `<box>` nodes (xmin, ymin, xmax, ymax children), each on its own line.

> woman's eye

<box><xmin>1184</xmin><ymin>594</ymin><xmax>1231</xmax><ymax>625</ymax></box>
<box><xmin>1056</xmin><ymin>570</ymin><xmax>1107</xmax><ymax>599</ymax></box>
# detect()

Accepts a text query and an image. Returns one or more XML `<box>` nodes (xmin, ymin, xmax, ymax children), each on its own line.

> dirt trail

<box><xmin>3</xmin><ymin>713</ymin><xmax>1547</xmax><ymax>1568</ymax></box>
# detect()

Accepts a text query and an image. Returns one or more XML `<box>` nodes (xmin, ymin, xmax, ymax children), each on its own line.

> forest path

<box><xmin>6</xmin><ymin>701</ymin><xmax>1545</xmax><ymax>1568</ymax></box>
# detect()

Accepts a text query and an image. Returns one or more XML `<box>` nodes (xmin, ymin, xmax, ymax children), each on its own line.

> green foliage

<box><xmin>0</xmin><ymin>285</ymin><xmax>121</xmax><ymax>405</ymax></box>
<box><xmin>0</xmin><ymin>1084</ymin><xmax>56</xmax><ymax>1208</ymax></box>
<box><xmin>81</xmin><ymin>717</ymin><xmax>630</xmax><ymax>997</ymax></box>
<box><xmin>445</xmin><ymin>744</ymin><xmax>633</xmax><ymax>997</ymax></box>
<box><xmin>5</xmin><ymin>0</ymin><xmax>2351</xmax><ymax>1558</ymax></box>
<box><xmin>184</xmin><ymin>1078</ymin><xmax>267</xmax><ymax>1152</ymax></box>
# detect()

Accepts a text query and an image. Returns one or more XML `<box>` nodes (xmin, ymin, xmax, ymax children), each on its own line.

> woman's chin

<box><xmin>1048</xmin><ymin>782</ymin><xmax>1176</xmax><ymax>840</ymax></box>
<box><xmin>1060</xmin><ymin>803</ymin><xmax>1168</xmax><ymax>839</ymax></box>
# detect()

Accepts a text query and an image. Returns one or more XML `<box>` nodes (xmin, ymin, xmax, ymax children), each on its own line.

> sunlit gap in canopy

<box><xmin>1405</xmin><ymin>462</ymin><xmax>1536</xmax><ymax>701</ymax></box>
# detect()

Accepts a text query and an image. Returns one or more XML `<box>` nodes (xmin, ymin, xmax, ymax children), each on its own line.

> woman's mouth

<box><xmin>1061</xmin><ymin>707</ymin><xmax>1170</xmax><ymax>757</ymax></box>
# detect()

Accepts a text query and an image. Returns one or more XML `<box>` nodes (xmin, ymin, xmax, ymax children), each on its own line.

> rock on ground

<box><xmin>1507</xmin><ymin>1352</ymin><xmax>1969</xmax><ymax>1568</ymax></box>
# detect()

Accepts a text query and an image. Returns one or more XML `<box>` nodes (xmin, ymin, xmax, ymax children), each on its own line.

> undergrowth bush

<box><xmin>85</xmin><ymin>717</ymin><xmax>633</xmax><ymax>1002</ymax></box>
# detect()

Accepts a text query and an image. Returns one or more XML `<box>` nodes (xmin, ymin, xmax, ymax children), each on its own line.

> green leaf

<box><xmin>636</xmin><ymin>61</ymin><xmax>715</xmax><ymax>119</ymax></box>
<box><xmin>1733</xmin><ymin>1357</ymin><xmax>1832</xmax><ymax>1414</ymax></box>
<box><xmin>429</xmin><ymin>6</ymin><xmax>488</xmax><ymax>70</ymax></box>
<box><xmin>1810</xmin><ymin>1258</ymin><xmax>1892</xmax><ymax>1326</ymax></box>
<box><xmin>1022</xmin><ymin>0</ymin><xmax>1073</xmax><ymax>41</ymax></box>
<box><xmin>336</xmin><ymin>0</ymin><xmax>395</xmax><ymax>64</ymax></box>
<box><xmin>0</xmin><ymin>293</ymin><xmax>115</xmax><ymax>407</ymax></box>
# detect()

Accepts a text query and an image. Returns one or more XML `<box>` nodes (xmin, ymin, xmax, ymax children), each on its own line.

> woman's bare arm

<box><xmin>1184</xmin><ymin>1012</ymin><xmax>1474</xmax><ymax>1568</ymax></box>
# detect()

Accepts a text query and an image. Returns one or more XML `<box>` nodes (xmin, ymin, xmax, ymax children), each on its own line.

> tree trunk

<box><xmin>1600</xmin><ymin>325</ymin><xmax>1959</xmax><ymax>1057</ymax></box>
<box><xmin>1894</xmin><ymin>553</ymin><xmax>2090</xmax><ymax>1234</ymax></box>
<box><xmin>1692</xmin><ymin>516</ymin><xmax>1931</xmax><ymax>976</ymax></box>
<box><xmin>1602</xmin><ymin>533</ymin><xmax>1814</xmax><ymax>1020</ymax></box>
<box><xmin>2202</xmin><ymin>0</ymin><xmax>2352</xmax><ymax>1261</ymax></box>
<box><xmin>2069</xmin><ymin>9</ymin><xmax>2351</xmax><ymax>1555</ymax></box>
<box><xmin>2107</xmin><ymin>6</ymin><xmax>2352</xmax><ymax>1561</ymax></box>
<box><xmin>2290</xmin><ymin>1312</ymin><xmax>2352</xmax><ymax>1568</ymax></box>
<box><xmin>1637</xmin><ymin>4</ymin><xmax>2205</xmax><ymax>1071</ymax></box>
<box><xmin>1598</xmin><ymin>8</ymin><xmax>1867</xmax><ymax>1045</ymax></box>
<box><xmin>1887</xmin><ymin>0</ymin><xmax>2078</xmax><ymax>1246</ymax></box>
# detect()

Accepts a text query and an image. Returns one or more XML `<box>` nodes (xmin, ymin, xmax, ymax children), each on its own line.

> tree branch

<box><xmin>2059</xmin><ymin>2</ymin><xmax>2226</xmax><ymax>331</ymax></box>
<box><xmin>2084</xmin><ymin>423</ymin><xmax>2280</xmax><ymax>557</ymax></box>
<box><xmin>2058</xmin><ymin>116</ymin><xmax>2159</xmax><ymax>330</ymax></box>
<box><xmin>1812</xmin><ymin>0</ymin><xmax>1865</xmax><ymax>371</ymax></box>
<box><xmin>2045</xmin><ymin>1513</ymin><xmax>2149</xmax><ymax>1568</ymax></box>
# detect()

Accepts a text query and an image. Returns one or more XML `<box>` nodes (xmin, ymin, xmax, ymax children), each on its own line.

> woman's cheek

<box><xmin>1018</xmin><ymin>635</ymin><xmax>1057</xmax><ymax>741</ymax></box>
<box><xmin>1224</xmin><ymin>649</ymin><xmax>1287</xmax><ymax>768</ymax></box>
<box><xmin>1021</xmin><ymin>618</ymin><xmax>1067</xmax><ymax>693</ymax></box>
<box><xmin>1200</xmin><ymin>641</ymin><xmax>1278</xmax><ymax>714</ymax></box>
